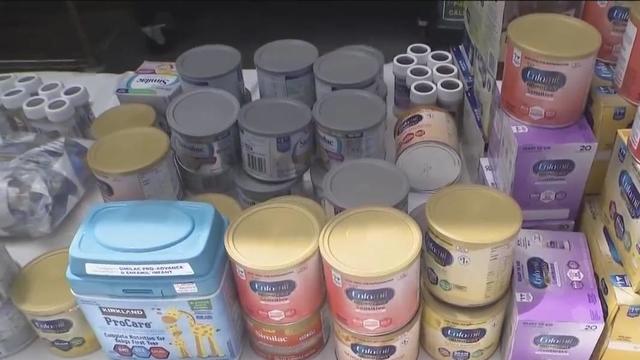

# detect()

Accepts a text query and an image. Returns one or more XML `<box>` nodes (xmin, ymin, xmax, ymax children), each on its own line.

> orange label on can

<box><xmin>615</xmin><ymin>14</ymin><xmax>640</xmax><ymax>104</ymax></box>
<box><xmin>393</xmin><ymin>108</ymin><xmax>458</xmax><ymax>156</ymax></box>
<box><xmin>582</xmin><ymin>1</ymin><xmax>631</xmax><ymax>63</ymax></box>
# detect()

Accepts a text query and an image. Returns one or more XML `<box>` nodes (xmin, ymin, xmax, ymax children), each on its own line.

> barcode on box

<box><xmin>247</xmin><ymin>154</ymin><xmax>266</xmax><ymax>173</ymax></box>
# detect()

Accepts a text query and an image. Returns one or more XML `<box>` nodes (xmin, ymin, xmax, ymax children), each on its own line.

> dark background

<box><xmin>0</xmin><ymin>1</ymin><xmax>463</xmax><ymax>73</ymax></box>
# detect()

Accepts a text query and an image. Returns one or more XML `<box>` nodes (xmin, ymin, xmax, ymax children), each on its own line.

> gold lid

<box><xmin>507</xmin><ymin>13</ymin><xmax>601</xmax><ymax>59</ymax></box>
<box><xmin>188</xmin><ymin>193</ymin><xmax>242</xmax><ymax>222</ymax></box>
<box><xmin>319</xmin><ymin>207</ymin><xmax>421</xmax><ymax>278</ymax></box>
<box><xmin>267</xmin><ymin>195</ymin><xmax>326</xmax><ymax>226</ymax></box>
<box><xmin>11</xmin><ymin>248</ymin><xmax>76</xmax><ymax>316</ymax></box>
<box><xmin>225</xmin><ymin>203</ymin><xmax>321</xmax><ymax>272</ymax></box>
<box><xmin>87</xmin><ymin>127</ymin><xmax>169</xmax><ymax>175</ymax></box>
<box><xmin>90</xmin><ymin>104</ymin><xmax>156</xmax><ymax>139</ymax></box>
<box><xmin>421</xmin><ymin>282</ymin><xmax>508</xmax><ymax>322</ymax></box>
<box><xmin>426</xmin><ymin>185</ymin><xmax>522</xmax><ymax>246</ymax></box>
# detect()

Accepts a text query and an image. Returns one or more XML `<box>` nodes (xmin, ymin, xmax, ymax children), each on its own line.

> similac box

<box><xmin>488</xmin><ymin>108</ymin><xmax>597</xmax><ymax>221</ymax></box>
<box><xmin>581</xmin><ymin>197</ymin><xmax>640</xmax><ymax>360</ymax></box>
<box><xmin>67</xmin><ymin>201</ymin><xmax>243</xmax><ymax>360</ymax></box>
<box><xmin>601</xmin><ymin>129</ymin><xmax>640</xmax><ymax>292</ymax></box>
<box><xmin>501</xmin><ymin>229</ymin><xmax>604</xmax><ymax>360</ymax></box>
<box><xmin>587</xmin><ymin>85</ymin><xmax>637</xmax><ymax>150</ymax></box>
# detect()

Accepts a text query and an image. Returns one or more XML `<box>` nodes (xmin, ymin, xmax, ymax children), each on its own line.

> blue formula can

<box><xmin>67</xmin><ymin>201</ymin><xmax>243</xmax><ymax>360</ymax></box>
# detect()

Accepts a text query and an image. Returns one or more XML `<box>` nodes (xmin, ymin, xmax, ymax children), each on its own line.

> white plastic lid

<box><xmin>0</xmin><ymin>74</ymin><xmax>16</xmax><ymax>93</ymax></box>
<box><xmin>1</xmin><ymin>88</ymin><xmax>29</xmax><ymax>110</ymax></box>
<box><xmin>433</xmin><ymin>63</ymin><xmax>459</xmax><ymax>83</ymax></box>
<box><xmin>15</xmin><ymin>74</ymin><xmax>43</xmax><ymax>94</ymax></box>
<box><xmin>45</xmin><ymin>98</ymin><xmax>75</xmax><ymax>123</ymax></box>
<box><xmin>22</xmin><ymin>96</ymin><xmax>48</xmax><ymax>120</ymax></box>
<box><xmin>406</xmin><ymin>43</ymin><xmax>431</xmax><ymax>65</ymax></box>
<box><xmin>410</xmin><ymin>81</ymin><xmax>437</xmax><ymax>106</ymax></box>
<box><xmin>406</xmin><ymin>65</ymin><xmax>432</xmax><ymax>87</ymax></box>
<box><xmin>427</xmin><ymin>51</ymin><xmax>453</xmax><ymax>68</ymax></box>
<box><xmin>396</xmin><ymin>142</ymin><xmax>461</xmax><ymax>192</ymax></box>
<box><xmin>38</xmin><ymin>81</ymin><xmax>64</xmax><ymax>100</ymax></box>
<box><xmin>392</xmin><ymin>54</ymin><xmax>418</xmax><ymax>78</ymax></box>
<box><xmin>61</xmin><ymin>85</ymin><xmax>90</xmax><ymax>106</ymax></box>
<box><xmin>313</xmin><ymin>89</ymin><xmax>386</xmax><ymax>132</ymax></box>
<box><xmin>254</xmin><ymin>39</ymin><xmax>319</xmax><ymax>74</ymax></box>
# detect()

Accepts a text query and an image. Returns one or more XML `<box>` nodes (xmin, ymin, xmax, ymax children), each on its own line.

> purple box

<box><xmin>522</xmin><ymin>219</ymin><xmax>575</xmax><ymax>232</ymax></box>
<box><xmin>501</xmin><ymin>230</ymin><xmax>604</xmax><ymax>360</ymax></box>
<box><xmin>488</xmin><ymin>109</ymin><xmax>597</xmax><ymax>221</ymax></box>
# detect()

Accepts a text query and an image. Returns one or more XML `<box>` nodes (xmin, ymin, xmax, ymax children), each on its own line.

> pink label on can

<box><xmin>324</xmin><ymin>258</ymin><xmax>420</xmax><ymax>335</ymax></box>
<box><xmin>393</xmin><ymin>108</ymin><xmax>458</xmax><ymax>156</ymax></box>
<box><xmin>582</xmin><ymin>1</ymin><xmax>630</xmax><ymax>63</ymax></box>
<box><xmin>501</xmin><ymin>41</ymin><xmax>596</xmax><ymax>127</ymax></box>
<box><xmin>233</xmin><ymin>252</ymin><xmax>325</xmax><ymax>324</ymax></box>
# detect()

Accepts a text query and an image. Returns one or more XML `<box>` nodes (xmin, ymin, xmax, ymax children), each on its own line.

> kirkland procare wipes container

<box><xmin>67</xmin><ymin>201</ymin><xmax>243</xmax><ymax>360</ymax></box>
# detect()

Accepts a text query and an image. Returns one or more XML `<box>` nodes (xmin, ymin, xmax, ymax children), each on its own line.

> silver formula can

<box><xmin>233</xmin><ymin>168</ymin><xmax>303</xmax><ymax>208</ymax></box>
<box><xmin>314</xmin><ymin>49</ymin><xmax>379</xmax><ymax>101</ymax></box>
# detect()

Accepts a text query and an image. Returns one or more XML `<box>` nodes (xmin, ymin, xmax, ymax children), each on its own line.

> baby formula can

<box><xmin>90</xmin><ymin>103</ymin><xmax>156</xmax><ymax>139</ymax></box>
<box><xmin>502</xmin><ymin>14</ymin><xmax>602</xmax><ymax>127</ymax></box>
<box><xmin>394</xmin><ymin>107</ymin><xmax>461</xmax><ymax>192</ymax></box>
<box><xmin>310</xmin><ymin>160</ymin><xmax>328</xmax><ymax>200</ymax></box>
<box><xmin>187</xmin><ymin>193</ymin><xmax>243</xmax><ymax>222</ymax></box>
<box><xmin>238</xmin><ymin>98</ymin><xmax>313</xmax><ymax>182</ymax></box>
<box><xmin>176</xmin><ymin>44</ymin><xmax>245</xmax><ymax>101</ymax></box>
<box><xmin>233</xmin><ymin>168</ymin><xmax>303</xmax><ymax>208</ymax></box>
<box><xmin>615</xmin><ymin>4</ymin><xmax>640</xmax><ymax>105</ymax></box>
<box><xmin>266</xmin><ymin>195</ymin><xmax>326</xmax><ymax>226</ymax></box>
<box><xmin>314</xmin><ymin>90</ymin><xmax>386</xmax><ymax>169</ymax></box>
<box><xmin>424</xmin><ymin>185</ymin><xmax>522</xmax><ymax>307</ymax></box>
<box><xmin>321</xmin><ymin>159</ymin><xmax>410</xmax><ymax>216</ymax></box>
<box><xmin>87</xmin><ymin>127</ymin><xmax>183</xmax><ymax>202</ymax></box>
<box><xmin>67</xmin><ymin>201</ymin><xmax>244</xmax><ymax>360</ymax></box>
<box><xmin>407</xmin><ymin>43</ymin><xmax>431</xmax><ymax>65</ymax></box>
<box><xmin>254</xmin><ymin>39</ymin><xmax>319</xmax><ymax>107</ymax></box>
<box><xmin>314</xmin><ymin>49</ymin><xmax>379</xmax><ymax>101</ymax></box>
<box><xmin>320</xmin><ymin>207</ymin><xmax>421</xmax><ymax>335</ymax></box>
<box><xmin>334</xmin><ymin>308</ymin><xmax>420</xmax><ymax>360</ymax></box>
<box><xmin>420</xmin><ymin>285</ymin><xmax>508</xmax><ymax>360</ymax></box>
<box><xmin>225</xmin><ymin>202</ymin><xmax>325</xmax><ymax>323</ymax></box>
<box><xmin>245</xmin><ymin>304</ymin><xmax>331</xmax><ymax>360</ymax></box>
<box><xmin>337</xmin><ymin>45</ymin><xmax>386</xmax><ymax>99</ymax></box>
<box><xmin>11</xmin><ymin>249</ymin><xmax>100</xmax><ymax>357</ymax></box>
<box><xmin>15</xmin><ymin>74</ymin><xmax>43</xmax><ymax>96</ymax></box>
<box><xmin>582</xmin><ymin>1</ymin><xmax>631</xmax><ymax>63</ymax></box>
<box><xmin>38</xmin><ymin>81</ymin><xmax>64</xmax><ymax>100</ymax></box>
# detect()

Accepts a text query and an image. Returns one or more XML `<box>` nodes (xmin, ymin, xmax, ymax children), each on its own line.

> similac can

<box><xmin>420</xmin><ymin>284</ymin><xmax>508</xmax><ymax>360</ymax></box>
<box><xmin>502</xmin><ymin>14</ymin><xmax>602</xmax><ymax>127</ymax></box>
<box><xmin>87</xmin><ymin>127</ymin><xmax>183</xmax><ymax>201</ymax></box>
<box><xmin>90</xmin><ymin>103</ymin><xmax>156</xmax><ymax>139</ymax></box>
<box><xmin>319</xmin><ymin>207</ymin><xmax>421</xmax><ymax>335</ymax></box>
<box><xmin>238</xmin><ymin>98</ymin><xmax>314</xmax><ymax>182</ymax></box>
<box><xmin>424</xmin><ymin>185</ymin><xmax>522</xmax><ymax>307</ymax></box>
<box><xmin>582</xmin><ymin>1</ymin><xmax>631</xmax><ymax>63</ymax></box>
<box><xmin>309</xmin><ymin>160</ymin><xmax>328</xmax><ymax>201</ymax></box>
<box><xmin>225</xmin><ymin>202</ymin><xmax>325</xmax><ymax>324</ymax></box>
<box><xmin>627</xmin><ymin>108</ymin><xmax>640</xmax><ymax>162</ymax></box>
<box><xmin>337</xmin><ymin>45</ymin><xmax>386</xmax><ymax>100</ymax></box>
<box><xmin>187</xmin><ymin>193</ymin><xmax>243</xmax><ymax>222</ymax></box>
<box><xmin>334</xmin><ymin>309</ymin><xmax>420</xmax><ymax>360</ymax></box>
<box><xmin>234</xmin><ymin>168</ymin><xmax>303</xmax><ymax>208</ymax></box>
<box><xmin>615</xmin><ymin>4</ymin><xmax>640</xmax><ymax>105</ymax></box>
<box><xmin>245</xmin><ymin>304</ymin><xmax>331</xmax><ymax>360</ymax></box>
<box><xmin>394</xmin><ymin>107</ymin><xmax>461</xmax><ymax>192</ymax></box>
<box><xmin>266</xmin><ymin>195</ymin><xmax>326</xmax><ymax>226</ymax></box>
<box><xmin>313</xmin><ymin>90</ymin><xmax>386</xmax><ymax>169</ymax></box>
<box><xmin>314</xmin><ymin>49</ymin><xmax>379</xmax><ymax>101</ymax></box>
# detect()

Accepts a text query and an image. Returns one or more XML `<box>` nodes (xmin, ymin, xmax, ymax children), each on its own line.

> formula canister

<box><xmin>321</xmin><ymin>159</ymin><xmax>410</xmax><ymax>216</ymax></box>
<box><xmin>314</xmin><ymin>49</ymin><xmax>379</xmax><ymax>101</ymax></box>
<box><xmin>424</xmin><ymin>185</ymin><xmax>522</xmax><ymax>307</ymax></box>
<box><xmin>334</xmin><ymin>308</ymin><xmax>420</xmax><ymax>360</ymax></box>
<box><xmin>320</xmin><ymin>207</ymin><xmax>421</xmax><ymax>335</ymax></box>
<box><xmin>238</xmin><ymin>98</ymin><xmax>313</xmax><ymax>182</ymax></box>
<box><xmin>175</xmin><ymin>155</ymin><xmax>234</xmax><ymax>194</ymax></box>
<box><xmin>582</xmin><ymin>1</ymin><xmax>631</xmax><ymax>63</ymax></box>
<box><xmin>254</xmin><ymin>39</ymin><xmax>319</xmax><ymax>107</ymax></box>
<box><xmin>176</xmin><ymin>44</ymin><xmax>245</xmax><ymax>101</ymax></box>
<box><xmin>233</xmin><ymin>168</ymin><xmax>303</xmax><ymax>208</ymax></box>
<box><xmin>90</xmin><ymin>103</ymin><xmax>156</xmax><ymax>139</ymax></box>
<box><xmin>615</xmin><ymin>3</ymin><xmax>640</xmax><ymax>105</ymax></box>
<box><xmin>502</xmin><ymin>14</ymin><xmax>602</xmax><ymax>127</ymax></box>
<box><xmin>309</xmin><ymin>160</ymin><xmax>328</xmax><ymax>201</ymax></box>
<box><xmin>87</xmin><ymin>127</ymin><xmax>183</xmax><ymax>202</ymax></box>
<box><xmin>313</xmin><ymin>89</ymin><xmax>386</xmax><ymax>169</ymax></box>
<box><xmin>266</xmin><ymin>195</ymin><xmax>326</xmax><ymax>226</ymax></box>
<box><xmin>187</xmin><ymin>193</ymin><xmax>243</xmax><ymax>222</ymax></box>
<box><xmin>225</xmin><ymin>202</ymin><xmax>325</xmax><ymax>324</ymax></box>
<box><xmin>337</xmin><ymin>45</ymin><xmax>386</xmax><ymax>99</ymax></box>
<box><xmin>11</xmin><ymin>249</ymin><xmax>100</xmax><ymax>357</ymax></box>
<box><xmin>394</xmin><ymin>107</ymin><xmax>461</xmax><ymax>192</ymax></box>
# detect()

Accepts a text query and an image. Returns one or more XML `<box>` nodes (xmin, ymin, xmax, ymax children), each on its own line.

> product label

<box><xmin>257</xmin><ymin>70</ymin><xmax>316</xmax><ymax>107</ymax></box>
<box><xmin>335</xmin><ymin>317</ymin><xmax>420</xmax><ymax>360</ymax></box>
<box><xmin>26</xmin><ymin>308</ymin><xmax>98</xmax><ymax>356</ymax></box>
<box><xmin>85</xmin><ymin>263</ymin><xmax>194</xmax><ymax>277</ymax></box>
<box><xmin>171</xmin><ymin>127</ymin><xmax>238</xmax><ymax>174</ymax></box>
<box><xmin>615</xmin><ymin>16</ymin><xmax>640</xmax><ymax>104</ymax></box>
<box><xmin>394</xmin><ymin>109</ymin><xmax>458</xmax><ymax>157</ymax></box>
<box><xmin>316</xmin><ymin>124</ymin><xmax>385</xmax><ymax>168</ymax></box>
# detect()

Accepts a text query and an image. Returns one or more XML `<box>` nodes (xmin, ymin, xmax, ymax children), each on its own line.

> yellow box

<box><xmin>586</xmin><ymin>150</ymin><xmax>614</xmax><ymax>195</ymax></box>
<box><xmin>580</xmin><ymin>197</ymin><xmax>640</xmax><ymax>359</ymax></box>
<box><xmin>587</xmin><ymin>86</ymin><xmax>637</xmax><ymax>151</ymax></box>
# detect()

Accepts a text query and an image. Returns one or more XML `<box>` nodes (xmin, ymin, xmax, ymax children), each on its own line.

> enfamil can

<box><xmin>67</xmin><ymin>201</ymin><xmax>243</xmax><ymax>360</ymax></box>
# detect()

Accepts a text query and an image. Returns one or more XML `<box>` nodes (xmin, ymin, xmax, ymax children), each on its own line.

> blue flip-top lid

<box><xmin>67</xmin><ymin>201</ymin><xmax>228</xmax><ymax>298</ymax></box>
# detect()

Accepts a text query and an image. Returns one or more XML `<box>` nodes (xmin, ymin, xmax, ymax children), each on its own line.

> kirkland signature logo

<box><xmin>521</xmin><ymin>67</ymin><xmax>567</xmax><ymax>91</ymax></box>
<box><xmin>350</xmin><ymin>344</ymin><xmax>396</xmax><ymax>360</ymax></box>
<box><xmin>425</xmin><ymin>235</ymin><xmax>454</xmax><ymax>267</ymax></box>
<box><xmin>532</xmin><ymin>160</ymin><xmax>575</xmax><ymax>177</ymax></box>
<box><xmin>619</xmin><ymin>170</ymin><xmax>640</xmax><ymax>218</ymax></box>
<box><xmin>249</xmin><ymin>280</ymin><xmax>297</xmax><ymax>297</ymax></box>
<box><xmin>527</xmin><ymin>257</ymin><xmax>550</xmax><ymax>289</ymax></box>
<box><xmin>99</xmin><ymin>307</ymin><xmax>147</xmax><ymax>318</ymax></box>
<box><xmin>441</xmin><ymin>327</ymin><xmax>487</xmax><ymax>343</ymax></box>
<box><xmin>608</xmin><ymin>6</ymin><xmax>630</xmax><ymax>23</ymax></box>
<box><xmin>346</xmin><ymin>288</ymin><xmax>395</xmax><ymax>305</ymax></box>
<box><xmin>533</xmin><ymin>335</ymin><xmax>580</xmax><ymax>350</ymax></box>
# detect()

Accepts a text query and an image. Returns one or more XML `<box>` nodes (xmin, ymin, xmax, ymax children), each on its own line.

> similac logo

<box><xmin>395</xmin><ymin>114</ymin><xmax>423</xmax><ymax>137</ymax></box>
<box><xmin>346</xmin><ymin>288</ymin><xmax>395</xmax><ymax>305</ymax></box>
<box><xmin>532</xmin><ymin>160</ymin><xmax>575</xmax><ymax>177</ymax></box>
<box><xmin>521</xmin><ymin>67</ymin><xmax>567</xmax><ymax>92</ymax></box>
<box><xmin>441</xmin><ymin>327</ymin><xmax>487</xmax><ymax>343</ymax></box>
<box><xmin>533</xmin><ymin>335</ymin><xmax>580</xmax><ymax>350</ymax></box>
<box><xmin>618</xmin><ymin>170</ymin><xmax>640</xmax><ymax>218</ymax></box>
<box><xmin>129</xmin><ymin>74</ymin><xmax>178</xmax><ymax>89</ymax></box>
<box><xmin>250</xmin><ymin>280</ymin><xmax>296</xmax><ymax>297</ymax></box>
<box><xmin>527</xmin><ymin>257</ymin><xmax>550</xmax><ymax>289</ymax></box>
<box><xmin>350</xmin><ymin>344</ymin><xmax>397</xmax><ymax>360</ymax></box>
<box><xmin>608</xmin><ymin>6</ymin><xmax>630</xmax><ymax>24</ymax></box>
<box><xmin>425</xmin><ymin>234</ymin><xmax>454</xmax><ymax>267</ymax></box>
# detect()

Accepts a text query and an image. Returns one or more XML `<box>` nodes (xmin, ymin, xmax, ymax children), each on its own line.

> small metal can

<box><xmin>234</xmin><ymin>168</ymin><xmax>303</xmax><ymax>208</ymax></box>
<box><xmin>314</xmin><ymin>49</ymin><xmax>379</xmax><ymax>101</ymax></box>
<box><xmin>615</xmin><ymin>4</ymin><xmax>640</xmax><ymax>105</ymax></box>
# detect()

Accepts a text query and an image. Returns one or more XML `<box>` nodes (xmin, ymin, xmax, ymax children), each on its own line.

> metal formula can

<box><xmin>502</xmin><ymin>14</ymin><xmax>602</xmax><ymax>127</ymax></box>
<box><xmin>334</xmin><ymin>308</ymin><xmax>420</xmax><ymax>360</ymax></box>
<box><xmin>90</xmin><ymin>103</ymin><xmax>156</xmax><ymax>139</ymax></box>
<box><xmin>245</xmin><ymin>304</ymin><xmax>331</xmax><ymax>360</ymax></box>
<box><xmin>394</xmin><ymin>107</ymin><xmax>461</xmax><ymax>192</ymax></box>
<box><xmin>424</xmin><ymin>185</ymin><xmax>522</xmax><ymax>307</ymax></box>
<box><xmin>254</xmin><ymin>39</ymin><xmax>319</xmax><ymax>108</ymax></box>
<box><xmin>320</xmin><ymin>207</ymin><xmax>421</xmax><ymax>335</ymax></box>
<box><xmin>615</xmin><ymin>4</ymin><xmax>640</xmax><ymax>105</ymax></box>
<box><xmin>582</xmin><ymin>1</ymin><xmax>631</xmax><ymax>63</ymax></box>
<box><xmin>87</xmin><ymin>127</ymin><xmax>183</xmax><ymax>201</ymax></box>
<box><xmin>314</xmin><ymin>49</ymin><xmax>379</xmax><ymax>101</ymax></box>
<box><xmin>321</xmin><ymin>159</ymin><xmax>410</xmax><ymax>217</ymax></box>
<box><xmin>187</xmin><ymin>193</ymin><xmax>243</xmax><ymax>222</ymax></box>
<box><xmin>238</xmin><ymin>98</ymin><xmax>313</xmax><ymax>182</ymax></box>
<box><xmin>420</xmin><ymin>285</ymin><xmax>508</xmax><ymax>360</ymax></box>
<box><xmin>337</xmin><ymin>45</ymin><xmax>386</xmax><ymax>99</ymax></box>
<box><xmin>176</xmin><ymin>44</ymin><xmax>245</xmax><ymax>101</ymax></box>
<box><xmin>225</xmin><ymin>202</ymin><xmax>325</xmax><ymax>324</ymax></box>
<box><xmin>234</xmin><ymin>168</ymin><xmax>303</xmax><ymax>208</ymax></box>
<box><xmin>313</xmin><ymin>90</ymin><xmax>386</xmax><ymax>169</ymax></box>
<box><xmin>267</xmin><ymin>195</ymin><xmax>326</xmax><ymax>226</ymax></box>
